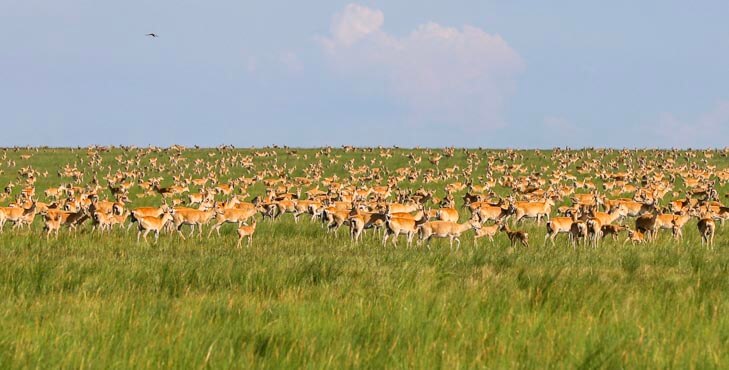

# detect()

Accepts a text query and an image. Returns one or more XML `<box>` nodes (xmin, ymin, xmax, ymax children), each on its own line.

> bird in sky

<box><xmin>146</xmin><ymin>33</ymin><xmax>158</xmax><ymax>38</ymax></box>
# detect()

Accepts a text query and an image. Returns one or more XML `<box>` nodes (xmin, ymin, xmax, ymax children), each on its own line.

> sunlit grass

<box><xmin>0</xmin><ymin>147</ymin><xmax>727</xmax><ymax>368</ymax></box>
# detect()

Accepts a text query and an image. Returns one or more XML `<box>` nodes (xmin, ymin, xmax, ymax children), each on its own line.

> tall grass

<box><xmin>0</xmin><ymin>147</ymin><xmax>727</xmax><ymax>368</ymax></box>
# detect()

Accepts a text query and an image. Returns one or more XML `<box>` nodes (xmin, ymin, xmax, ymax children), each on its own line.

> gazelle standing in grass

<box><xmin>208</xmin><ymin>206</ymin><xmax>259</xmax><ymax>237</ymax></box>
<box><xmin>418</xmin><ymin>219</ymin><xmax>481</xmax><ymax>250</ymax></box>
<box><xmin>171</xmin><ymin>206</ymin><xmax>216</xmax><ymax>239</ymax></box>
<box><xmin>499</xmin><ymin>223</ymin><xmax>529</xmax><ymax>248</ymax></box>
<box><xmin>134</xmin><ymin>210</ymin><xmax>175</xmax><ymax>243</ymax></box>
<box><xmin>544</xmin><ymin>211</ymin><xmax>578</xmax><ymax>246</ymax></box>
<box><xmin>236</xmin><ymin>220</ymin><xmax>257</xmax><ymax>248</ymax></box>
<box><xmin>697</xmin><ymin>217</ymin><xmax>716</xmax><ymax>248</ymax></box>
<box><xmin>624</xmin><ymin>228</ymin><xmax>646</xmax><ymax>245</ymax></box>
<box><xmin>42</xmin><ymin>211</ymin><xmax>63</xmax><ymax>239</ymax></box>
<box><xmin>383</xmin><ymin>214</ymin><xmax>427</xmax><ymax>248</ymax></box>
<box><xmin>473</xmin><ymin>221</ymin><xmax>501</xmax><ymax>246</ymax></box>
<box><xmin>513</xmin><ymin>198</ymin><xmax>555</xmax><ymax>224</ymax></box>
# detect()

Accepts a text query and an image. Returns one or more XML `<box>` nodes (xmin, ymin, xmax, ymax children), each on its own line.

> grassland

<box><xmin>0</xmin><ymin>147</ymin><xmax>728</xmax><ymax>368</ymax></box>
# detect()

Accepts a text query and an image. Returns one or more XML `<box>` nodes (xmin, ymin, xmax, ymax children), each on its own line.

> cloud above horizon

<box><xmin>319</xmin><ymin>4</ymin><xmax>524</xmax><ymax>131</ymax></box>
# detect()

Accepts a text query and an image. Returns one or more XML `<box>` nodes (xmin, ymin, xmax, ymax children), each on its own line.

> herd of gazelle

<box><xmin>0</xmin><ymin>146</ymin><xmax>726</xmax><ymax>249</ymax></box>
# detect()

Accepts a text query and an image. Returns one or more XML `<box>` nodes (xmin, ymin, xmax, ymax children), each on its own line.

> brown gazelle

<box><xmin>348</xmin><ymin>212</ymin><xmax>367</xmax><ymax>243</ymax></box>
<box><xmin>471</xmin><ymin>205</ymin><xmax>512</xmax><ymax>224</ymax></box>
<box><xmin>473</xmin><ymin>222</ymin><xmax>501</xmax><ymax>246</ymax></box>
<box><xmin>624</xmin><ymin>228</ymin><xmax>646</xmax><ymax>245</ymax></box>
<box><xmin>589</xmin><ymin>205</ymin><xmax>627</xmax><ymax>226</ymax></box>
<box><xmin>434</xmin><ymin>208</ymin><xmax>459</xmax><ymax>222</ymax></box>
<box><xmin>348</xmin><ymin>211</ymin><xmax>387</xmax><ymax>243</ymax></box>
<box><xmin>42</xmin><ymin>211</ymin><xmax>62</xmax><ymax>239</ymax></box>
<box><xmin>569</xmin><ymin>220</ymin><xmax>588</xmax><ymax>248</ymax></box>
<box><xmin>383</xmin><ymin>214</ymin><xmax>427</xmax><ymax>248</ymax></box>
<box><xmin>513</xmin><ymin>198</ymin><xmax>555</xmax><ymax>224</ymax></box>
<box><xmin>92</xmin><ymin>211</ymin><xmax>116</xmax><ymax>233</ymax></box>
<box><xmin>0</xmin><ymin>200</ymin><xmax>37</xmax><ymax>231</ymax></box>
<box><xmin>131</xmin><ymin>205</ymin><xmax>169</xmax><ymax>219</ymax></box>
<box><xmin>236</xmin><ymin>220</ymin><xmax>257</xmax><ymax>248</ymax></box>
<box><xmin>499</xmin><ymin>223</ymin><xmax>529</xmax><ymax>248</ymax></box>
<box><xmin>600</xmin><ymin>224</ymin><xmax>626</xmax><ymax>241</ymax></box>
<box><xmin>634</xmin><ymin>213</ymin><xmax>658</xmax><ymax>241</ymax></box>
<box><xmin>386</xmin><ymin>202</ymin><xmax>420</xmax><ymax>214</ymax></box>
<box><xmin>585</xmin><ymin>218</ymin><xmax>602</xmax><ymax>248</ymax></box>
<box><xmin>619</xmin><ymin>199</ymin><xmax>655</xmax><ymax>217</ymax></box>
<box><xmin>583</xmin><ymin>205</ymin><xmax>627</xmax><ymax>247</ymax></box>
<box><xmin>208</xmin><ymin>207</ymin><xmax>258</xmax><ymax>237</ymax></box>
<box><xmin>135</xmin><ymin>210</ymin><xmax>175</xmax><ymax>243</ymax></box>
<box><xmin>670</xmin><ymin>219</ymin><xmax>683</xmax><ymax>241</ymax></box>
<box><xmin>46</xmin><ymin>208</ymin><xmax>89</xmax><ymax>231</ymax></box>
<box><xmin>544</xmin><ymin>212</ymin><xmax>578</xmax><ymax>246</ymax></box>
<box><xmin>322</xmin><ymin>207</ymin><xmax>351</xmax><ymax>234</ymax></box>
<box><xmin>419</xmin><ymin>219</ymin><xmax>481</xmax><ymax>250</ymax></box>
<box><xmin>697</xmin><ymin>217</ymin><xmax>716</xmax><ymax>248</ymax></box>
<box><xmin>94</xmin><ymin>209</ymin><xmax>129</xmax><ymax>232</ymax></box>
<box><xmin>172</xmin><ymin>206</ymin><xmax>216</xmax><ymax>239</ymax></box>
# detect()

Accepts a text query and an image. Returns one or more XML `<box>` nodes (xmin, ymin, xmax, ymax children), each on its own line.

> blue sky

<box><xmin>1</xmin><ymin>0</ymin><xmax>728</xmax><ymax>148</ymax></box>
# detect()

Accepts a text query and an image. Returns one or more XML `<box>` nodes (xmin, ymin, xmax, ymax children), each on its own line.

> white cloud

<box><xmin>319</xmin><ymin>4</ymin><xmax>524</xmax><ymax>131</ymax></box>
<box><xmin>329</xmin><ymin>4</ymin><xmax>384</xmax><ymax>47</ymax></box>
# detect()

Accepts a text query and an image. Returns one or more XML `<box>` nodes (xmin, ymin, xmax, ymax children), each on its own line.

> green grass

<box><xmin>0</xmin><ymin>147</ymin><xmax>728</xmax><ymax>368</ymax></box>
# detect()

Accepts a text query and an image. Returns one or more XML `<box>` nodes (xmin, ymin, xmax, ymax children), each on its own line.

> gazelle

<box><xmin>600</xmin><ymin>224</ymin><xmax>626</xmax><ymax>241</ymax></box>
<box><xmin>434</xmin><ymin>208</ymin><xmax>460</xmax><ymax>222</ymax></box>
<box><xmin>383</xmin><ymin>214</ymin><xmax>427</xmax><ymax>248</ymax></box>
<box><xmin>187</xmin><ymin>190</ymin><xmax>212</xmax><ymax>207</ymax></box>
<box><xmin>588</xmin><ymin>204</ymin><xmax>627</xmax><ymax>226</ymax></box>
<box><xmin>569</xmin><ymin>220</ymin><xmax>588</xmax><ymax>248</ymax></box>
<box><xmin>634</xmin><ymin>213</ymin><xmax>658</xmax><ymax>241</ymax></box>
<box><xmin>129</xmin><ymin>205</ymin><xmax>169</xmax><ymax>230</ymax></box>
<box><xmin>89</xmin><ymin>195</ymin><xmax>126</xmax><ymax>217</ymax></box>
<box><xmin>697</xmin><ymin>217</ymin><xmax>716</xmax><ymax>248</ymax></box>
<box><xmin>499</xmin><ymin>223</ymin><xmax>529</xmax><ymax>248</ymax></box>
<box><xmin>635</xmin><ymin>211</ymin><xmax>690</xmax><ymax>241</ymax></box>
<box><xmin>135</xmin><ymin>210</ymin><xmax>175</xmax><ymax>243</ymax></box>
<box><xmin>624</xmin><ymin>228</ymin><xmax>646</xmax><ymax>245</ymax></box>
<box><xmin>671</xmin><ymin>219</ymin><xmax>683</xmax><ymax>241</ymax></box>
<box><xmin>544</xmin><ymin>212</ymin><xmax>578</xmax><ymax>246</ymax></box>
<box><xmin>46</xmin><ymin>208</ymin><xmax>90</xmax><ymax>231</ymax></box>
<box><xmin>585</xmin><ymin>218</ymin><xmax>602</xmax><ymax>248</ymax></box>
<box><xmin>96</xmin><ymin>209</ymin><xmax>129</xmax><ymax>232</ymax></box>
<box><xmin>236</xmin><ymin>220</ymin><xmax>257</xmax><ymax>248</ymax></box>
<box><xmin>513</xmin><ymin>198</ymin><xmax>555</xmax><ymax>224</ymax></box>
<box><xmin>272</xmin><ymin>199</ymin><xmax>298</xmax><ymax>221</ymax></box>
<box><xmin>131</xmin><ymin>205</ymin><xmax>169</xmax><ymax>219</ymax></box>
<box><xmin>348</xmin><ymin>211</ymin><xmax>387</xmax><ymax>243</ymax></box>
<box><xmin>0</xmin><ymin>200</ymin><xmax>37</xmax><ymax>231</ymax></box>
<box><xmin>208</xmin><ymin>207</ymin><xmax>258</xmax><ymax>237</ymax></box>
<box><xmin>618</xmin><ymin>199</ymin><xmax>655</xmax><ymax>217</ymax></box>
<box><xmin>172</xmin><ymin>206</ymin><xmax>216</xmax><ymax>239</ymax></box>
<box><xmin>322</xmin><ymin>207</ymin><xmax>351</xmax><ymax>234</ymax></box>
<box><xmin>292</xmin><ymin>200</ymin><xmax>321</xmax><ymax>222</ymax></box>
<box><xmin>92</xmin><ymin>211</ymin><xmax>116</xmax><ymax>233</ymax></box>
<box><xmin>473</xmin><ymin>222</ymin><xmax>501</xmax><ymax>246</ymax></box>
<box><xmin>470</xmin><ymin>203</ymin><xmax>515</xmax><ymax>224</ymax></box>
<box><xmin>42</xmin><ymin>211</ymin><xmax>62</xmax><ymax>239</ymax></box>
<box><xmin>386</xmin><ymin>202</ymin><xmax>420</xmax><ymax>214</ymax></box>
<box><xmin>419</xmin><ymin>219</ymin><xmax>481</xmax><ymax>250</ymax></box>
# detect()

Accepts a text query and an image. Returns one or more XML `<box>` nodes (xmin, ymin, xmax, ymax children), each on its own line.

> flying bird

<box><xmin>146</xmin><ymin>33</ymin><xmax>158</xmax><ymax>38</ymax></box>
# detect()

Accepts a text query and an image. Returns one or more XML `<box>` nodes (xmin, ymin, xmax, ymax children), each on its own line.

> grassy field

<box><xmin>0</xmin><ymin>147</ymin><xmax>728</xmax><ymax>368</ymax></box>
